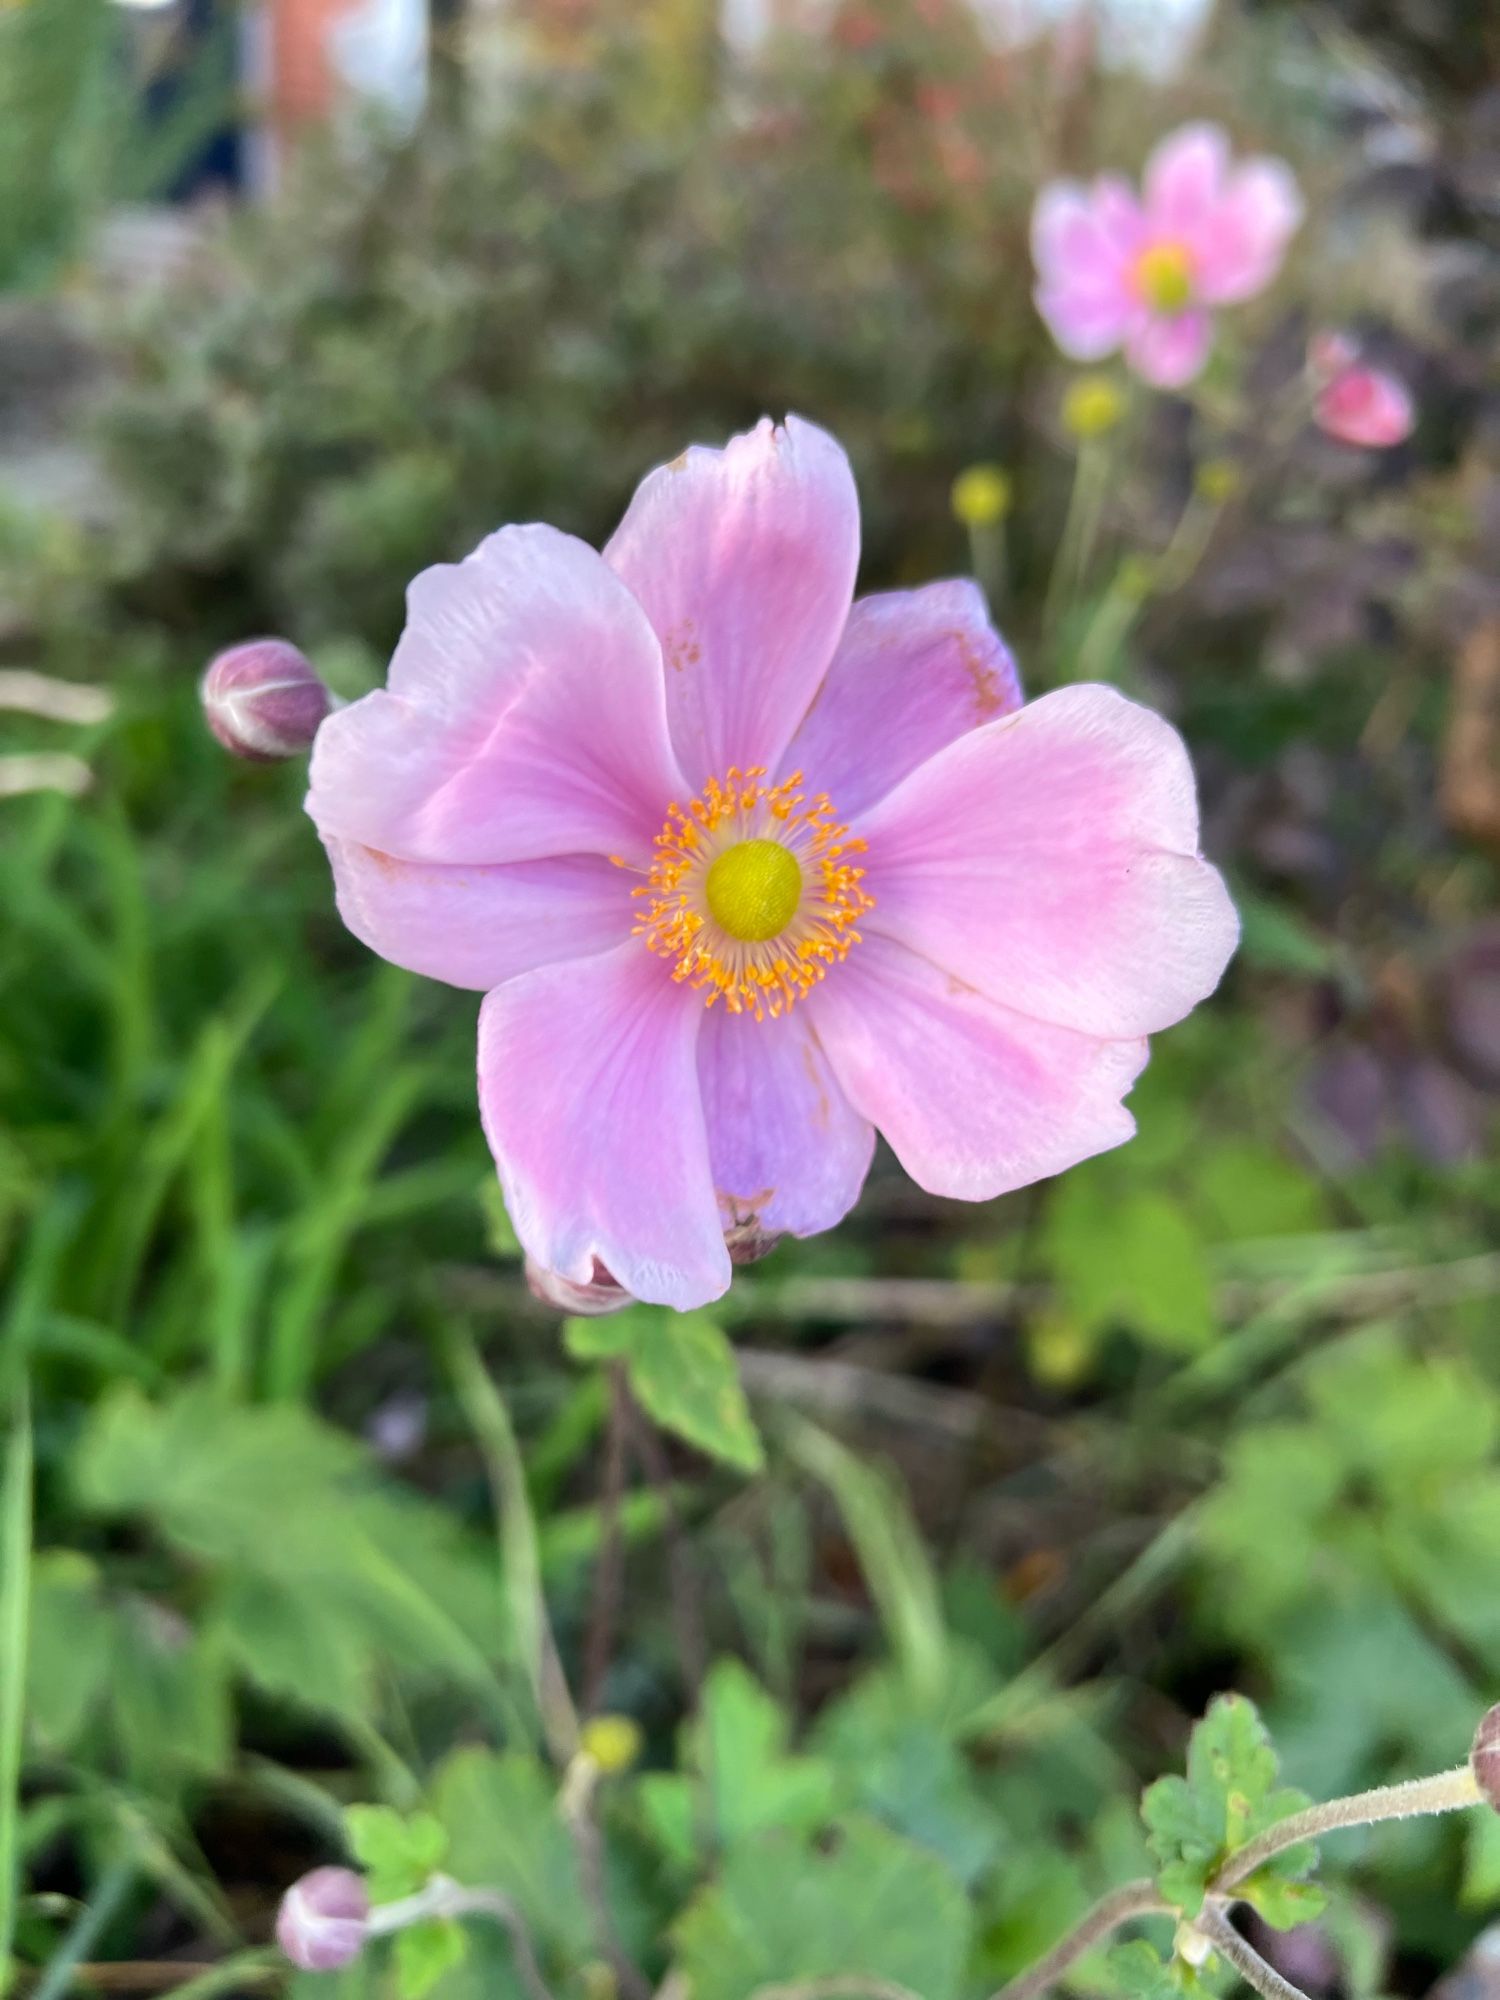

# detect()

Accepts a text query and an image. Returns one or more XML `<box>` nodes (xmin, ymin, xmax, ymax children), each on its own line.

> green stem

<box><xmin>28</xmin><ymin>1862</ymin><xmax>136</xmax><ymax>2000</ymax></box>
<box><xmin>0</xmin><ymin>1386</ymin><xmax>33</xmax><ymax>2000</ymax></box>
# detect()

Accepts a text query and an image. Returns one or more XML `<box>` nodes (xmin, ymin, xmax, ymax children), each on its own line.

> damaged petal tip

<box><xmin>525</xmin><ymin>1255</ymin><xmax>634</xmax><ymax>1316</ymax></box>
<box><xmin>202</xmin><ymin>638</ymin><xmax>333</xmax><ymax>761</ymax></box>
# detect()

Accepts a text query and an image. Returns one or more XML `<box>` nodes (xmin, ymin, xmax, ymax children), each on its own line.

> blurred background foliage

<box><xmin>3</xmin><ymin>0</ymin><xmax>1500</xmax><ymax>1995</ymax></box>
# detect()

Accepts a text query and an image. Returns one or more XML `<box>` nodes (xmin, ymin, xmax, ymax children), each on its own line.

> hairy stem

<box><xmin>369</xmin><ymin>1877</ymin><xmax>555</xmax><ymax>2000</ymax></box>
<box><xmin>988</xmin><ymin>1879</ymin><xmax>1167</xmax><ymax>2000</ymax></box>
<box><xmin>1213</xmin><ymin>1765</ymin><xmax>1480</xmax><ymax>1894</ymax></box>
<box><xmin>1192</xmin><ymin>1906</ymin><xmax>1310</xmax><ymax>2000</ymax></box>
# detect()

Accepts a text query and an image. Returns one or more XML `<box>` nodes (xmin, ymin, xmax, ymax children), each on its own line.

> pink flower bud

<box><xmin>1472</xmin><ymin>1705</ymin><xmax>1500</xmax><ymax>1811</ymax></box>
<box><xmin>202</xmin><ymin>640</ymin><xmax>333</xmax><ymax>761</ymax></box>
<box><xmin>1308</xmin><ymin>334</ymin><xmax>1415</xmax><ymax>449</ymax></box>
<box><xmin>275</xmin><ymin>1866</ymin><xmax>370</xmax><ymax>1971</ymax></box>
<box><xmin>525</xmin><ymin>1256</ymin><xmax>633</xmax><ymax>1316</ymax></box>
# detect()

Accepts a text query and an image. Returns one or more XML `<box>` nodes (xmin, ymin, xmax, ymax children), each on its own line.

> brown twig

<box><xmin>987</xmin><ymin>1878</ymin><xmax>1168</xmax><ymax>2000</ymax></box>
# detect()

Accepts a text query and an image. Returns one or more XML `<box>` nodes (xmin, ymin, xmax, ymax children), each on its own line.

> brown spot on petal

<box><xmin>663</xmin><ymin>619</ymin><xmax>702</xmax><ymax>672</ymax></box>
<box><xmin>668</xmin><ymin>452</ymin><xmax>690</xmax><ymax>473</ymax></box>
<box><xmin>801</xmin><ymin>1040</ymin><xmax>832</xmax><ymax>1128</ymax></box>
<box><xmin>954</xmin><ymin>627</ymin><xmax>1005</xmax><ymax>721</ymax></box>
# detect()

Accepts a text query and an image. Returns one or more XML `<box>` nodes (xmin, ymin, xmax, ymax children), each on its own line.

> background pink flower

<box><xmin>1310</xmin><ymin>333</ymin><xmax>1415</xmax><ymax>448</ymax></box>
<box><xmin>1033</xmin><ymin>121</ymin><xmax>1303</xmax><ymax>388</ymax></box>
<box><xmin>306</xmin><ymin>418</ymin><xmax>1237</xmax><ymax>1310</ymax></box>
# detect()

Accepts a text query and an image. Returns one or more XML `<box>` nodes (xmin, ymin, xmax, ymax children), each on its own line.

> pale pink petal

<box><xmin>781</xmin><ymin>581</ymin><xmax>1021</xmax><ymax>819</ymax></box>
<box><xmin>1126</xmin><ymin>309</ymin><xmax>1214</xmax><ymax>387</ymax></box>
<box><xmin>1036</xmin><ymin>283</ymin><xmax>1138</xmax><ymax>360</ymax></box>
<box><xmin>698</xmin><ymin>1005</ymin><xmax>874</xmax><ymax>1239</ymax></box>
<box><xmin>860</xmin><ymin>683</ymin><xmax>1239</xmax><ymax>1038</ymax></box>
<box><xmin>478</xmin><ymin>942</ymin><xmax>730</xmax><ymax>1310</ymax></box>
<box><xmin>1142</xmin><ymin>122</ymin><xmax>1230</xmax><ymax>235</ymax></box>
<box><xmin>604</xmin><ymin>417</ymin><xmax>859</xmax><ymax>789</ymax></box>
<box><xmin>1031</xmin><ymin>178</ymin><xmax>1141</xmax><ymax>288</ymax></box>
<box><xmin>1032</xmin><ymin>179</ymin><xmax>1140</xmax><ymax>358</ymax></box>
<box><xmin>809</xmin><ymin>935</ymin><xmax>1148</xmax><ymax>1201</ymax></box>
<box><xmin>1192</xmin><ymin>159</ymin><xmax>1303</xmax><ymax>303</ymax></box>
<box><xmin>1315</xmin><ymin>367</ymin><xmax>1415</xmax><ymax>448</ymax></box>
<box><xmin>306</xmin><ymin>525</ymin><xmax>684</xmax><ymax>867</ymax></box>
<box><xmin>323</xmin><ymin>838</ymin><xmax>632</xmax><ymax>991</ymax></box>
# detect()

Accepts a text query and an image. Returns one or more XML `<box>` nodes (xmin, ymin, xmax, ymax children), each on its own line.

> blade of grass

<box><xmin>28</xmin><ymin>1856</ymin><xmax>134</xmax><ymax>2000</ymax></box>
<box><xmin>446</xmin><ymin>1326</ymin><xmax>579</xmax><ymax>1763</ymax></box>
<box><xmin>0</xmin><ymin>1384</ymin><xmax>34</xmax><ymax>2000</ymax></box>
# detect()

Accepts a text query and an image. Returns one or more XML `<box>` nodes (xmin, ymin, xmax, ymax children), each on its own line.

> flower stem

<box><xmin>1192</xmin><ymin>1905</ymin><xmax>1310</xmax><ymax>2000</ymax></box>
<box><xmin>368</xmin><ymin>1876</ymin><xmax>556</xmax><ymax>2000</ymax></box>
<box><xmin>988</xmin><ymin>1878</ymin><xmax>1168</xmax><ymax>2000</ymax></box>
<box><xmin>1212</xmin><ymin>1765</ymin><xmax>1480</xmax><ymax>1894</ymax></box>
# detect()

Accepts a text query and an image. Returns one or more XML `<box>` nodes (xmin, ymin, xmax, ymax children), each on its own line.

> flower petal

<box><xmin>860</xmin><ymin>683</ymin><xmax>1239</xmax><ymax>1038</ymax></box>
<box><xmin>1315</xmin><ymin>367</ymin><xmax>1415</xmax><ymax>448</ymax></box>
<box><xmin>1032</xmin><ymin>178</ymin><xmax>1141</xmax><ymax>359</ymax></box>
<box><xmin>1126</xmin><ymin>309</ymin><xmax>1214</xmax><ymax>387</ymax></box>
<box><xmin>1143</xmin><ymin>122</ymin><xmax>1229</xmax><ymax>235</ymax></box>
<box><xmin>1192</xmin><ymin>159</ymin><xmax>1303</xmax><ymax>304</ymax></box>
<box><xmin>307</xmin><ymin>525</ymin><xmax>684</xmax><ymax>867</ymax></box>
<box><xmin>698</xmin><ymin>1004</ymin><xmax>875</xmax><ymax>1239</ymax></box>
<box><xmin>809</xmin><ymin>935</ymin><xmax>1148</xmax><ymax>1201</ymax></box>
<box><xmin>478</xmin><ymin>941</ymin><xmax>730</xmax><ymax>1310</ymax></box>
<box><xmin>324</xmin><ymin>837</ymin><xmax>632</xmax><ymax>991</ymax></box>
<box><xmin>604</xmin><ymin>416</ymin><xmax>860</xmax><ymax>787</ymax></box>
<box><xmin>782</xmin><ymin>580</ymin><xmax>1021</xmax><ymax>819</ymax></box>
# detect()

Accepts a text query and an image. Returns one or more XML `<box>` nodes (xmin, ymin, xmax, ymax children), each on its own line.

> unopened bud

<box><xmin>1471</xmin><ymin>1705</ymin><xmax>1500</xmax><ymax>1811</ymax></box>
<box><xmin>525</xmin><ymin>1256</ymin><xmax>633</xmax><ymax>1317</ymax></box>
<box><xmin>1061</xmin><ymin>373</ymin><xmax>1125</xmax><ymax>440</ymax></box>
<box><xmin>950</xmin><ymin>464</ymin><xmax>1012</xmax><ymax>529</ymax></box>
<box><xmin>580</xmin><ymin>1713</ymin><xmax>643</xmax><ymax>1775</ymax></box>
<box><xmin>202</xmin><ymin>639</ymin><xmax>332</xmax><ymax>761</ymax></box>
<box><xmin>276</xmin><ymin>1866</ymin><xmax>370</xmax><ymax>1971</ymax></box>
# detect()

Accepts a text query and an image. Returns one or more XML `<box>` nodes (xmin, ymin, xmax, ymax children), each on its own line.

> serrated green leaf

<box><xmin>564</xmin><ymin>1309</ymin><xmax>763</xmax><ymax>1473</ymax></box>
<box><xmin>1143</xmin><ymin>1696</ymin><xmax>1316</xmax><ymax>1919</ymax></box>
<box><xmin>347</xmin><ymin>1805</ymin><xmax>447</xmax><ymax>1902</ymax></box>
<box><xmin>673</xmin><ymin>1815</ymin><xmax>969</xmax><ymax>2000</ymax></box>
<box><xmin>394</xmin><ymin>1919</ymin><xmax>467</xmax><ymax>2000</ymax></box>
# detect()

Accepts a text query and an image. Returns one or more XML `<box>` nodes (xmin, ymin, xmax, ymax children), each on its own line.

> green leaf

<box><xmin>26</xmin><ymin>1551</ymin><xmax>114</xmax><ymax>1751</ymax></box>
<box><xmin>1108</xmin><ymin>1940</ymin><xmax>1181</xmax><ymax>2000</ymax></box>
<box><xmin>1142</xmin><ymin>1695</ymin><xmax>1316</xmax><ymax>1921</ymax></box>
<box><xmin>564</xmin><ymin>1309</ymin><xmax>763</xmax><ymax>1473</ymax></box>
<box><xmin>346</xmin><ymin>1806</ymin><xmax>447</xmax><ymax>1902</ymax></box>
<box><xmin>673</xmin><ymin>1815</ymin><xmax>970</xmax><ymax>2000</ymax></box>
<box><xmin>1046</xmin><ymin>1182</ymin><xmax>1215</xmax><ymax>1353</ymax></box>
<box><xmin>394</xmin><ymin>1920</ymin><xmax>467</xmax><ymax>2000</ymax></box>
<box><xmin>430</xmin><ymin>1749</ymin><xmax>593</xmax><ymax>1961</ymax></box>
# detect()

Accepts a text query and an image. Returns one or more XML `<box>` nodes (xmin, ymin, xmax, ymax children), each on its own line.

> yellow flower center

<box><xmin>705</xmin><ymin>837</ymin><xmax>803</xmax><ymax>941</ymax></box>
<box><xmin>628</xmin><ymin>767</ymin><xmax>873</xmax><ymax>1019</ymax></box>
<box><xmin>1135</xmin><ymin>241</ymin><xmax>1194</xmax><ymax>315</ymax></box>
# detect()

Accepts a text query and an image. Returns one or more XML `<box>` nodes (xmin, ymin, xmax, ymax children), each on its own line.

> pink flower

<box><xmin>1309</xmin><ymin>333</ymin><xmax>1415</xmax><ymax>449</ymax></box>
<box><xmin>1033</xmin><ymin>122</ymin><xmax>1303</xmax><ymax>388</ymax></box>
<box><xmin>306</xmin><ymin>419</ymin><xmax>1237</xmax><ymax>1310</ymax></box>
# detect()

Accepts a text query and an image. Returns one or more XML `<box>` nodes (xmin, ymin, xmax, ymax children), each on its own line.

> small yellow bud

<box><xmin>950</xmin><ymin>464</ymin><xmax>1012</xmax><ymax>529</ymax></box>
<box><xmin>1027</xmin><ymin>1311</ymin><xmax>1091</xmax><ymax>1389</ymax></box>
<box><xmin>580</xmin><ymin>1713</ymin><xmax>643</xmax><ymax>1776</ymax></box>
<box><xmin>1061</xmin><ymin>374</ymin><xmax>1126</xmax><ymax>440</ymax></box>
<box><xmin>1194</xmin><ymin>457</ymin><xmax>1240</xmax><ymax>504</ymax></box>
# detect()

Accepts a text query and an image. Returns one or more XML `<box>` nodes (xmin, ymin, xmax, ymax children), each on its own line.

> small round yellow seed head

<box><xmin>950</xmin><ymin>464</ymin><xmax>1012</xmax><ymax>529</ymax></box>
<box><xmin>1061</xmin><ymin>374</ymin><xmax>1126</xmax><ymax>441</ymax></box>
<box><xmin>581</xmin><ymin>1714</ymin><xmax>644</xmax><ymax>1776</ymax></box>
<box><xmin>704</xmin><ymin>838</ymin><xmax>803</xmax><ymax>943</ymax></box>
<box><xmin>1194</xmin><ymin>457</ymin><xmax>1241</xmax><ymax>504</ymax></box>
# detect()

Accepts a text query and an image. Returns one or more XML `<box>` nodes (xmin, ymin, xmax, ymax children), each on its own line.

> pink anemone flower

<box><xmin>1309</xmin><ymin>333</ymin><xmax>1415</xmax><ymax>449</ymax></box>
<box><xmin>1033</xmin><ymin>121</ymin><xmax>1303</xmax><ymax>388</ymax></box>
<box><xmin>306</xmin><ymin>418</ymin><xmax>1237</xmax><ymax>1310</ymax></box>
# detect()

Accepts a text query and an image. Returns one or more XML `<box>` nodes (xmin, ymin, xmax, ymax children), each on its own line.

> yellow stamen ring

<box><xmin>1135</xmin><ymin>240</ymin><xmax>1195</xmax><ymax>315</ymax></box>
<box><xmin>631</xmin><ymin>767</ymin><xmax>874</xmax><ymax>1019</ymax></box>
